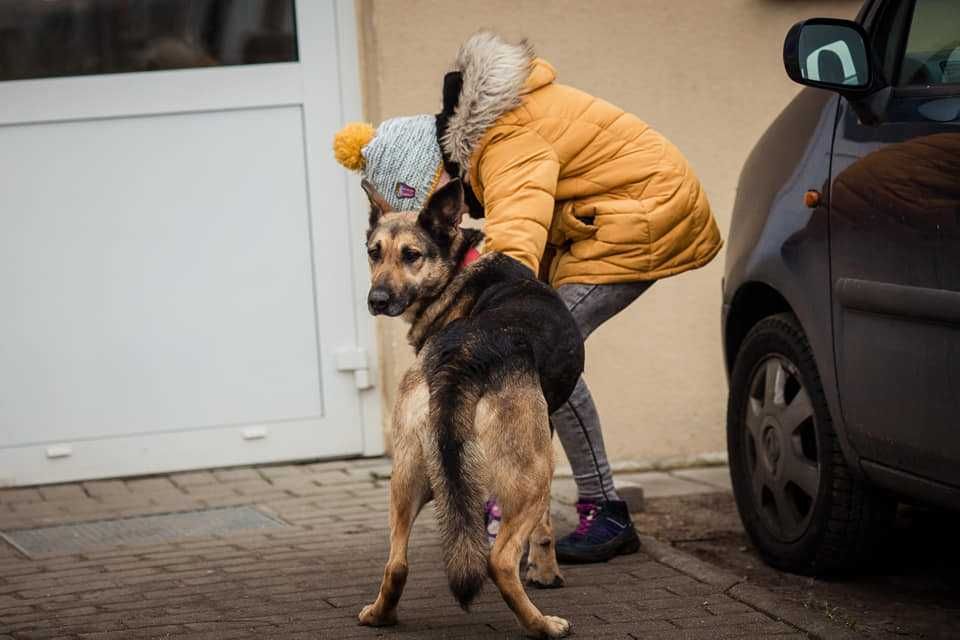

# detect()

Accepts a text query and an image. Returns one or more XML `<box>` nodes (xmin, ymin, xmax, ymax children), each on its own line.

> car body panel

<box><xmin>724</xmin><ymin>0</ymin><xmax>960</xmax><ymax>505</ymax></box>
<box><xmin>829</xmin><ymin>91</ymin><xmax>960</xmax><ymax>487</ymax></box>
<box><xmin>722</xmin><ymin>88</ymin><xmax>860</xmax><ymax>466</ymax></box>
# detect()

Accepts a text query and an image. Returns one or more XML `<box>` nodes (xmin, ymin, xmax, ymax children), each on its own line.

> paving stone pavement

<box><xmin>0</xmin><ymin>459</ymin><xmax>835</xmax><ymax>639</ymax></box>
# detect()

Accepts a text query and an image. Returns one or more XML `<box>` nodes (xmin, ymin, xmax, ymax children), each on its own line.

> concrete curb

<box><xmin>638</xmin><ymin>535</ymin><xmax>863</xmax><ymax>639</ymax></box>
<box><xmin>553</xmin><ymin>451</ymin><xmax>729</xmax><ymax>478</ymax></box>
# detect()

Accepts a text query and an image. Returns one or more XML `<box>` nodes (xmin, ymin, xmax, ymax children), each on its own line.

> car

<box><xmin>722</xmin><ymin>0</ymin><xmax>960</xmax><ymax>575</ymax></box>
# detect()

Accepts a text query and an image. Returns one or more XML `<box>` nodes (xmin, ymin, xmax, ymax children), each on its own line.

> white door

<box><xmin>0</xmin><ymin>0</ymin><xmax>380</xmax><ymax>486</ymax></box>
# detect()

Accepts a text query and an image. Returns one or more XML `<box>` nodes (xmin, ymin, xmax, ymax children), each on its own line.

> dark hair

<box><xmin>435</xmin><ymin>71</ymin><xmax>485</xmax><ymax>219</ymax></box>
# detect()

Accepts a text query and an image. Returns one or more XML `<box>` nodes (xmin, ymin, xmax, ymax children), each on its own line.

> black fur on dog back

<box><xmin>420</xmin><ymin>254</ymin><xmax>584</xmax><ymax>608</ymax></box>
<box><xmin>422</xmin><ymin>255</ymin><xmax>583</xmax><ymax>413</ymax></box>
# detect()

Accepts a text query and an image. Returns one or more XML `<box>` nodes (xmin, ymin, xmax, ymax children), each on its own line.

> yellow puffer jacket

<box><xmin>442</xmin><ymin>35</ymin><xmax>722</xmax><ymax>286</ymax></box>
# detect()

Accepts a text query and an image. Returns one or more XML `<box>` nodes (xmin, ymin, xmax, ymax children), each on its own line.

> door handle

<box><xmin>804</xmin><ymin>190</ymin><xmax>822</xmax><ymax>208</ymax></box>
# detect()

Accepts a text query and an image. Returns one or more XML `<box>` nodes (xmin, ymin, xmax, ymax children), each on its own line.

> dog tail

<box><xmin>425</xmin><ymin>372</ymin><xmax>488</xmax><ymax>610</ymax></box>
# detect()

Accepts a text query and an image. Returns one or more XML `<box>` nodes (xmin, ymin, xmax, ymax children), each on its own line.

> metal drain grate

<box><xmin>0</xmin><ymin>506</ymin><xmax>286</xmax><ymax>557</ymax></box>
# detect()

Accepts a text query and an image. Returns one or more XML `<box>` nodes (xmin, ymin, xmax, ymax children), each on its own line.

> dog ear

<box><xmin>418</xmin><ymin>178</ymin><xmax>464</xmax><ymax>240</ymax></box>
<box><xmin>361</xmin><ymin>179</ymin><xmax>393</xmax><ymax>229</ymax></box>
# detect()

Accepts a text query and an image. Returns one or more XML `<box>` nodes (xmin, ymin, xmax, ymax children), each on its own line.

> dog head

<box><xmin>362</xmin><ymin>178</ymin><xmax>466</xmax><ymax>317</ymax></box>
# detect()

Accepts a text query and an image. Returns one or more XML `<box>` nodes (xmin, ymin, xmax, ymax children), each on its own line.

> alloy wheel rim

<box><xmin>744</xmin><ymin>355</ymin><xmax>820</xmax><ymax>543</ymax></box>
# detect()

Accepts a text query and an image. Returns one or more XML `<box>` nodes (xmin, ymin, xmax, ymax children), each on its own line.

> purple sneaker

<box><xmin>484</xmin><ymin>498</ymin><xmax>501</xmax><ymax>545</ymax></box>
<box><xmin>556</xmin><ymin>499</ymin><xmax>640</xmax><ymax>564</ymax></box>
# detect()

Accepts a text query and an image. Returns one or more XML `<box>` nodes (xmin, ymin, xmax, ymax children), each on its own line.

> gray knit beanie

<box><xmin>333</xmin><ymin>115</ymin><xmax>444</xmax><ymax>212</ymax></box>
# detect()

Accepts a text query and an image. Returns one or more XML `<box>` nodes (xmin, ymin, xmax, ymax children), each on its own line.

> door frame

<box><xmin>327</xmin><ymin>0</ymin><xmax>384</xmax><ymax>457</ymax></box>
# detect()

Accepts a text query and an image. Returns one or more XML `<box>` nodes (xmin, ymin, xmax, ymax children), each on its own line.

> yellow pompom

<box><xmin>333</xmin><ymin>122</ymin><xmax>375</xmax><ymax>172</ymax></box>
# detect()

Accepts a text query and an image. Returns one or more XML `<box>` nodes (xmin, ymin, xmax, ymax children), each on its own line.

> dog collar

<box><xmin>459</xmin><ymin>247</ymin><xmax>481</xmax><ymax>270</ymax></box>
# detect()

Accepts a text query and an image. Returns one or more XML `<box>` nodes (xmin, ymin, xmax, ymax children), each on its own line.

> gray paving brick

<box><xmin>0</xmin><ymin>488</ymin><xmax>43</xmax><ymax>504</ymax></box>
<box><xmin>80</xmin><ymin>481</ymin><xmax>129</xmax><ymax>497</ymax></box>
<box><xmin>302</xmin><ymin>460</ymin><xmax>352</xmax><ymax>473</ymax></box>
<box><xmin>311</xmin><ymin>471</ymin><xmax>359</xmax><ymax>486</ymax></box>
<box><xmin>37</xmin><ymin>485</ymin><xmax>86</xmax><ymax>502</ymax></box>
<box><xmin>255</xmin><ymin>465</ymin><xmax>306</xmax><ymax>480</ymax></box>
<box><xmin>124</xmin><ymin>478</ymin><xmax>178</xmax><ymax>493</ymax></box>
<box><xmin>228</xmin><ymin>480</ymin><xmax>276</xmax><ymax>496</ymax></box>
<box><xmin>211</xmin><ymin>468</ymin><xmax>262</xmax><ymax>483</ymax></box>
<box><xmin>0</xmin><ymin>460</ymin><xmax>833</xmax><ymax>639</ymax></box>
<box><xmin>180</xmin><ymin>485</ymin><xmax>237</xmax><ymax>498</ymax></box>
<box><xmin>168</xmin><ymin>471</ymin><xmax>217</xmax><ymax>487</ymax></box>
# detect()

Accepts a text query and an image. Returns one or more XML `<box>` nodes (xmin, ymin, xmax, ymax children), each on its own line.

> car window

<box><xmin>898</xmin><ymin>0</ymin><xmax>960</xmax><ymax>86</ymax></box>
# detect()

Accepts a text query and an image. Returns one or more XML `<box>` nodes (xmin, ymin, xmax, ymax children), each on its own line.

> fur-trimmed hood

<box><xmin>440</xmin><ymin>32</ymin><xmax>535</xmax><ymax>172</ymax></box>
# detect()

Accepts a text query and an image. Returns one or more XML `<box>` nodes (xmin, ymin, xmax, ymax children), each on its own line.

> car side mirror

<box><xmin>784</xmin><ymin>18</ymin><xmax>872</xmax><ymax>94</ymax></box>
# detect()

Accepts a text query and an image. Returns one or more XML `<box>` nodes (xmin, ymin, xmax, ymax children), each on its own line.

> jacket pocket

<box><xmin>559</xmin><ymin>201</ymin><xmax>598</xmax><ymax>242</ymax></box>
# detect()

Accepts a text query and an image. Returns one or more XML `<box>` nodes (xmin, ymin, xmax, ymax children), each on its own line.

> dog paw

<box><xmin>525</xmin><ymin>565</ymin><xmax>565</xmax><ymax>589</ymax></box>
<box><xmin>539</xmin><ymin>615</ymin><xmax>571</xmax><ymax>638</ymax></box>
<box><xmin>357</xmin><ymin>603</ymin><xmax>397</xmax><ymax>627</ymax></box>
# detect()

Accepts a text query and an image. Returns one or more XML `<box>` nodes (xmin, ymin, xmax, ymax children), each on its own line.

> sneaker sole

<box><xmin>556</xmin><ymin>529</ymin><xmax>641</xmax><ymax>564</ymax></box>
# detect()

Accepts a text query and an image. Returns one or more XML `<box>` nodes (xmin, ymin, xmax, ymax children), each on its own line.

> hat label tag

<box><xmin>395</xmin><ymin>182</ymin><xmax>416</xmax><ymax>199</ymax></box>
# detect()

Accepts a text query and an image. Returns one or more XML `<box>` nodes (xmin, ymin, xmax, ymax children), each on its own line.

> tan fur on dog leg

<box><xmin>359</xmin><ymin>370</ymin><xmax>431</xmax><ymax>627</ymax></box>
<box><xmin>477</xmin><ymin>373</ymin><xmax>570</xmax><ymax>638</ymax></box>
<box><xmin>525</xmin><ymin>508</ymin><xmax>564</xmax><ymax>588</ymax></box>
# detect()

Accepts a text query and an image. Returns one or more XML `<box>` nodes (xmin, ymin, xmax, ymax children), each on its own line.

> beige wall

<box><xmin>357</xmin><ymin>0</ymin><xmax>859</xmax><ymax>462</ymax></box>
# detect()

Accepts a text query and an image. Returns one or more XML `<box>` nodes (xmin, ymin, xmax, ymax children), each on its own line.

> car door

<box><xmin>829</xmin><ymin>0</ymin><xmax>960</xmax><ymax>486</ymax></box>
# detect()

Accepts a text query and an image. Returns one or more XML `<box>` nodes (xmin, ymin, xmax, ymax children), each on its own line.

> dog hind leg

<box><xmin>490</xmin><ymin>494</ymin><xmax>570</xmax><ymax>638</ymax></box>
<box><xmin>525</xmin><ymin>506</ymin><xmax>564</xmax><ymax>588</ymax></box>
<box><xmin>479</xmin><ymin>373</ymin><xmax>570</xmax><ymax>638</ymax></box>
<box><xmin>359</xmin><ymin>375</ymin><xmax>431</xmax><ymax>627</ymax></box>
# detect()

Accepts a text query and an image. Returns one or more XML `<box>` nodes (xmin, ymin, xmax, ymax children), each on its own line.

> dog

<box><xmin>355</xmin><ymin>177</ymin><xmax>585</xmax><ymax>638</ymax></box>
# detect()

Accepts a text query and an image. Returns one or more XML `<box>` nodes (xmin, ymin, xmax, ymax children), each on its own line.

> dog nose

<box><xmin>368</xmin><ymin>288</ymin><xmax>390</xmax><ymax>314</ymax></box>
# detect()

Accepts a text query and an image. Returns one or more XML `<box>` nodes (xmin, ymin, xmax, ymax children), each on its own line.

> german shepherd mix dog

<box><xmin>356</xmin><ymin>178</ymin><xmax>584</xmax><ymax>638</ymax></box>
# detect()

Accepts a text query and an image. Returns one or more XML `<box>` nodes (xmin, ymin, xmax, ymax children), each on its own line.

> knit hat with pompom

<box><xmin>332</xmin><ymin>115</ymin><xmax>444</xmax><ymax>213</ymax></box>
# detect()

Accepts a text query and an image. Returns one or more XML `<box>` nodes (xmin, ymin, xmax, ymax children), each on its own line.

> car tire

<box><xmin>727</xmin><ymin>312</ymin><xmax>895</xmax><ymax>575</ymax></box>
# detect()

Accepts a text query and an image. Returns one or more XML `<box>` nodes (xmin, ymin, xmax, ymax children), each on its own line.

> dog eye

<box><xmin>367</xmin><ymin>245</ymin><xmax>381</xmax><ymax>261</ymax></box>
<box><xmin>401</xmin><ymin>248</ymin><xmax>422</xmax><ymax>264</ymax></box>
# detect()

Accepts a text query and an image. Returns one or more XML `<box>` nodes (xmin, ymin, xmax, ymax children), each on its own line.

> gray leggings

<box><xmin>552</xmin><ymin>280</ymin><xmax>655</xmax><ymax>501</ymax></box>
